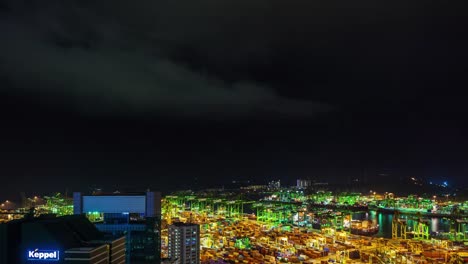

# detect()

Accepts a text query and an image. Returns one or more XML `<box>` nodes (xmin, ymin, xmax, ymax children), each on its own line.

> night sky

<box><xmin>1</xmin><ymin>0</ymin><xmax>467</xmax><ymax>200</ymax></box>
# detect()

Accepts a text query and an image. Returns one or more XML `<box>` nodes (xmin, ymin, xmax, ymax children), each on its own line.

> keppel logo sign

<box><xmin>27</xmin><ymin>249</ymin><xmax>60</xmax><ymax>261</ymax></box>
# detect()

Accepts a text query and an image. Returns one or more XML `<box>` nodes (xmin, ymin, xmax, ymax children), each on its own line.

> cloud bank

<box><xmin>0</xmin><ymin>0</ymin><xmax>334</xmax><ymax>119</ymax></box>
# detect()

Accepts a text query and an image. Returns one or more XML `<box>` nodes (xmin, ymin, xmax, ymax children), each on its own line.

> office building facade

<box><xmin>0</xmin><ymin>214</ymin><xmax>125</xmax><ymax>264</ymax></box>
<box><xmin>168</xmin><ymin>223</ymin><xmax>200</xmax><ymax>264</ymax></box>
<box><xmin>74</xmin><ymin>191</ymin><xmax>161</xmax><ymax>263</ymax></box>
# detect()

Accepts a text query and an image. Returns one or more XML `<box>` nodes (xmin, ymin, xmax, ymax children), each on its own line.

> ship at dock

<box><xmin>346</xmin><ymin>219</ymin><xmax>379</xmax><ymax>236</ymax></box>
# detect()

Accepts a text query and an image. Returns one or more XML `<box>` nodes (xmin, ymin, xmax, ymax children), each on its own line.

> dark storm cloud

<box><xmin>144</xmin><ymin>0</ymin><xmax>463</xmax><ymax>72</ymax></box>
<box><xmin>1</xmin><ymin>0</ymin><xmax>466</xmax><ymax>116</ymax></box>
<box><xmin>0</xmin><ymin>0</ymin><xmax>333</xmax><ymax>118</ymax></box>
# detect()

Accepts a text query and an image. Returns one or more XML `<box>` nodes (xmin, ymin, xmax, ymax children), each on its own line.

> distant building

<box><xmin>240</xmin><ymin>185</ymin><xmax>268</xmax><ymax>191</ymax></box>
<box><xmin>0</xmin><ymin>214</ymin><xmax>125</xmax><ymax>264</ymax></box>
<box><xmin>268</xmin><ymin>180</ymin><xmax>281</xmax><ymax>189</ymax></box>
<box><xmin>168</xmin><ymin>223</ymin><xmax>200</xmax><ymax>264</ymax></box>
<box><xmin>296</xmin><ymin>179</ymin><xmax>312</xmax><ymax>189</ymax></box>
<box><xmin>73</xmin><ymin>191</ymin><xmax>161</xmax><ymax>264</ymax></box>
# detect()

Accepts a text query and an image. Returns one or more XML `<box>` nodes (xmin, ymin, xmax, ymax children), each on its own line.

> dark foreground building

<box><xmin>0</xmin><ymin>214</ymin><xmax>125</xmax><ymax>264</ymax></box>
<box><xmin>73</xmin><ymin>191</ymin><xmax>161</xmax><ymax>263</ymax></box>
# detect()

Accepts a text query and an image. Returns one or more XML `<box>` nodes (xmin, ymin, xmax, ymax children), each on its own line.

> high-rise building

<box><xmin>168</xmin><ymin>223</ymin><xmax>200</xmax><ymax>264</ymax></box>
<box><xmin>268</xmin><ymin>180</ymin><xmax>281</xmax><ymax>189</ymax></box>
<box><xmin>0</xmin><ymin>214</ymin><xmax>125</xmax><ymax>264</ymax></box>
<box><xmin>73</xmin><ymin>191</ymin><xmax>161</xmax><ymax>264</ymax></box>
<box><xmin>296</xmin><ymin>179</ymin><xmax>312</xmax><ymax>189</ymax></box>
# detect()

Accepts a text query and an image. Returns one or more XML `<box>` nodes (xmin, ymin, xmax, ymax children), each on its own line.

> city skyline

<box><xmin>1</xmin><ymin>0</ymin><xmax>467</xmax><ymax>200</ymax></box>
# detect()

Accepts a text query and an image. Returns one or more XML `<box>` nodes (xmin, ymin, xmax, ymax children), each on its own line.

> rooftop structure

<box><xmin>74</xmin><ymin>191</ymin><xmax>161</xmax><ymax>263</ymax></box>
<box><xmin>0</xmin><ymin>214</ymin><xmax>125</xmax><ymax>264</ymax></box>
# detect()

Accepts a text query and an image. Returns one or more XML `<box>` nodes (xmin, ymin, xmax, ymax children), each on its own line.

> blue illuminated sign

<box><xmin>27</xmin><ymin>249</ymin><xmax>60</xmax><ymax>261</ymax></box>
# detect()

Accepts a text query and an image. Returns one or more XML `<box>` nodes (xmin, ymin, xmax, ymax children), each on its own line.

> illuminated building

<box><xmin>168</xmin><ymin>222</ymin><xmax>200</xmax><ymax>264</ymax></box>
<box><xmin>0</xmin><ymin>214</ymin><xmax>125</xmax><ymax>264</ymax></box>
<box><xmin>240</xmin><ymin>185</ymin><xmax>267</xmax><ymax>191</ymax></box>
<box><xmin>268</xmin><ymin>180</ymin><xmax>281</xmax><ymax>189</ymax></box>
<box><xmin>73</xmin><ymin>191</ymin><xmax>161</xmax><ymax>264</ymax></box>
<box><xmin>296</xmin><ymin>179</ymin><xmax>312</xmax><ymax>189</ymax></box>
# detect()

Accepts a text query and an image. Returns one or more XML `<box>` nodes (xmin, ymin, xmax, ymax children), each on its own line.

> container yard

<box><xmin>160</xmin><ymin>190</ymin><xmax>468</xmax><ymax>263</ymax></box>
<box><xmin>164</xmin><ymin>211</ymin><xmax>467</xmax><ymax>263</ymax></box>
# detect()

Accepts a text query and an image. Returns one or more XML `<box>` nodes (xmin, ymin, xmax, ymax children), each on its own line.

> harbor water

<box><xmin>352</xmin><ymin>210</ymin><xmax>452</xmax><ymax>238</ymax></box>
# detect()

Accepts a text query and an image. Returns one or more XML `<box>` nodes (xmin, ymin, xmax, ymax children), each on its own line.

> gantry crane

<box><xmin>392</xmin><ymin>211</ymin><xmax>407</xmax><ymax>239</ymax></box>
